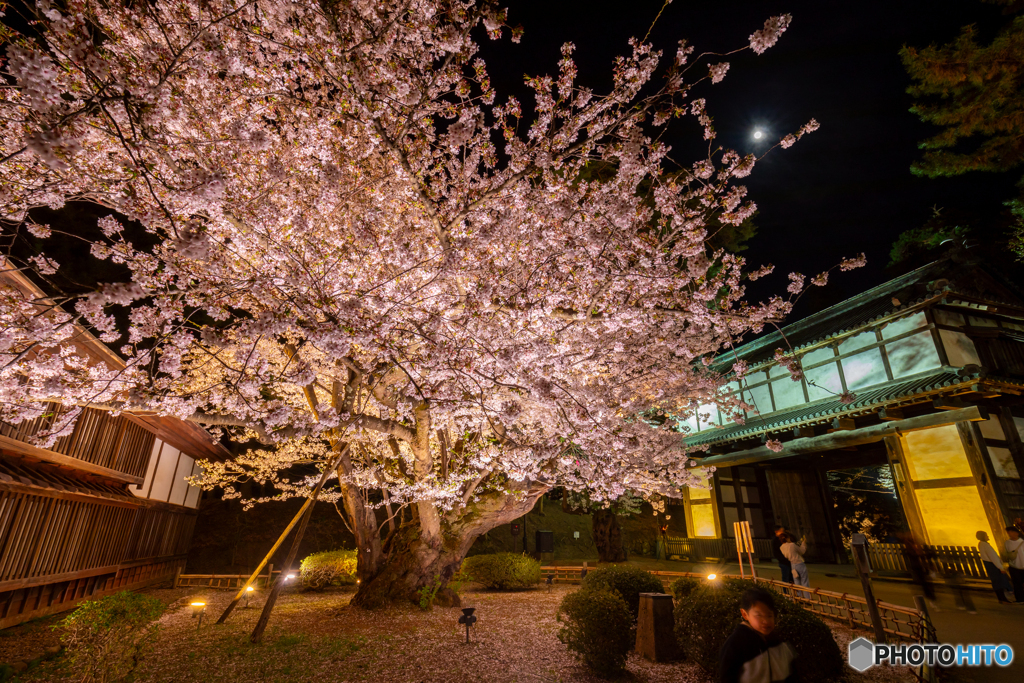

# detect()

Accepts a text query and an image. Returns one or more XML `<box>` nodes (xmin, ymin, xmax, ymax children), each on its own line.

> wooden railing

<box><xmin>176</xmin><ymin>572</ymin><xmax>283</xmax><ymax>590</ymax></box>
<box><xmin>866</xmin><ymin>543</ymin><xmax>987</xmax><ymax>579</ymax></box>
<box><xmin>539</xmin><ymin>566</ymin><xmax>930</xmax><ymax>644</ymax></box>
<box><xmin>663</xmin><ymin>536</ymin><xmax>775</xmax><ymax>561</ymax></box>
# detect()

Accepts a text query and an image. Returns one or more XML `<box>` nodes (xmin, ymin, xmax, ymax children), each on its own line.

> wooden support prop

<box><xmin>742</xmin><ymin>522</ymin><xmax>756</xmax><ymax>578</ymax></box>
<box><xmin>218</xmin><ymin>445</ymin><xmax>348</xmax><ymax>625</ymax></box>
<box><xmin>249</xmin><ymin>444</ymin><xmax>349</xmax><ymax>644</ymax></box>
<box><xmin>734</xmin><ymin>523</ymin><xmax>745</xmax><ymax>579</ymax></box>
<box><xmin>697</xmin><ymin>406</ymin><xmax>988</xmax><ymax>468</ymax></box>
<box><xmin>216</xmin><ymin>498</ymin><xmax>314</xmax><ymax>624</ymax></box>
<box><xmin>851</xmin><ymin>533</ymin><xmax>886</xmax><ymax>644</ymax></box>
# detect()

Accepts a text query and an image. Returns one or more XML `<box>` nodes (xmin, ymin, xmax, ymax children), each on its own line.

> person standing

<box><xmin>1005</xmin><ymin>525</ymin><xmax>1024</xmax><ymax>604</ymax></box>
<box><xmin>772</xmin><ymin>526</ymin><xmax>793</xmax><ymax>585</ymax></box>
<box><xmin>780</xmin><ymin>533</ymin><xmax>810</xmax><ymax>597</ymax></box>
<box><xmin>719</xmin><ymin>588</ymin><xmax>797</xmax><ymax>683</ymax></box>
<box><xmin>977</xmin><ymin>530</ymin><xmax>1010</xmax><ymax>604</ymax></box>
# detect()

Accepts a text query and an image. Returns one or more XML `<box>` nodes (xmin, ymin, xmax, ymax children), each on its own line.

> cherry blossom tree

<box><xmin>1</xmin><ymin>0</ymin><xmax>821</xmax><ymax>606</ymax></box>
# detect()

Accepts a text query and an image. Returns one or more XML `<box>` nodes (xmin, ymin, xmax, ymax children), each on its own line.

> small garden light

<box><xmin>286</xmin><ymin>574</ymin><xmax>296</xmax><ymax>581</ymax></box>
<box><xmin>545</xmin><ymin>574</ymin><xmax>553</xmax><ymax>592</ymax></box>
<box><xmin>190</xmin><ymin>601</ymin><xmax>206</xmax><ymax>629</ymax></box>
<box><xmin>458</xmin><ymin>607</ymin><xmax>477</xmax><ymax>643</ymax></box>
<box><xmin>244</xmin><ymin>585</ymin><xmax>254</xmax><ymax>608</ymax></box>
<box><xmin>707</xmin><ymin>573</ymin><xmax>717</xmax><ymax>581</ymax></box>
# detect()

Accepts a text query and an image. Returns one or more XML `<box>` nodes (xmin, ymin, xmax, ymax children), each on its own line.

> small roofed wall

<box><xmin>131</xmin><ymin>438</ymin><xmax>203</xmax><ymax>508</ymax></box>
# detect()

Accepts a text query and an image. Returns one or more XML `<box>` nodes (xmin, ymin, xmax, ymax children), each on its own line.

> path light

<box><xmin>458</xmin><ymin>607</ymin><xmax>478</xmax><ymax>643</ymax></box>
<box><xmin>244</xmin><ymin>585</ymin><xmax>254</xmax><ymax>608</ymax></box>
<box><xmin>286</xmin><ymin>574</ymin><xmax>296</xmax><ymax>581</ymax></box>
<box><xmin>545</xmin><ymin>574</ymin><xmax>553</xmax><ymax>592</ymax></box>
<box><xmin>707</xmin><ymin>573</ymin><xmax>717</xmax><ymax>581</ymax></box>
<box><xmin>190</xmin><ymin>601</ymin><xmax>206</xmax><ymax>629</ymax></box>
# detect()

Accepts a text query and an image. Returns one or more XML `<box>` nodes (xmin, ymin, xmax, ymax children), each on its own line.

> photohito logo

<box><xmin>848</xmin><ymin>637</ymin><xmax>1014</xmax><ymax>671</ymax></box>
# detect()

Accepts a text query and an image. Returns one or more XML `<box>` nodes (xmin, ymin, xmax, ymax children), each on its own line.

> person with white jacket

<box><xmin>1005</xmin><ymin>525</ymin><xmax>1024</xmax><ymax>604</ymax></box>
<box><xmin>977</xmin><ymin>530</ymin><xmax>1010</xmax><ymax>604</ymax></box>
<box><xmin>780</xmin><ymin>533</ymin><xmax>809</xmax><ymax>594</ymax></box>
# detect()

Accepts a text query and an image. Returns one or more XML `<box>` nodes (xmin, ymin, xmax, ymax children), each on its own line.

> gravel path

<box><xmin>9</xmin><ymin>584</ymin><xmax>914</xmax><ymax>682</ymax></box>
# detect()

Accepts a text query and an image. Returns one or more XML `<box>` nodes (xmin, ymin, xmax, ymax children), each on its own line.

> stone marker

<box><xmin>635</xmin><ymin>592</ymin><xmax>676</xmax><ymax>662</ymax></box>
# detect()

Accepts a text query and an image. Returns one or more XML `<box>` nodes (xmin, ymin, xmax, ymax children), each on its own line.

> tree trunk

<box><xmin>337</xmin><ymin>455</ymin><xmax>385</xmax><ymax>582</ymax></box>
<box><xmin>350</xmin><ymin>487</ymin><xmax>547</xmax><ymax>609</ymax></box>
<box><xmin>592</xmin><ymin>508</ymin><xmax>627</xmax><ymax>563</ymax></box>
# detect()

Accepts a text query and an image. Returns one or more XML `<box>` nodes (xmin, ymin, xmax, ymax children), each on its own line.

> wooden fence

<box><xmin>663</xmin><ymin>536</ymin><xmax>775</xmax><ymax>562</ymax></box>
<box><xmin>540</xmin><ymin>566</ymin><xmax>929</xmax><ymax>643</ymax></box>
<box><xmin>0</xmin><ymin>404</ymin><xmax>155</xmax><ymax>480</ymax></box>
<box><xmin>175</xmin><ymin>571</ymin><xmax>283</xmax><ymax>590</ymax></box>
<box><xmin>866</xmin><ymin>543</ymin><xmax>987</xmax><ymax>579</ymax></box>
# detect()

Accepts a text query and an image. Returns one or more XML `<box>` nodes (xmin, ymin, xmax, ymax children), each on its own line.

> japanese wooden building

<box><xmin>0</xmin><ymin>266</ymin><xmax>229</xmax><ymax>628</ymax></box>
<box><xmin>679</xmin><ymin>258</ymin><xmax>1024</xmax><ymax>563</ymax></box>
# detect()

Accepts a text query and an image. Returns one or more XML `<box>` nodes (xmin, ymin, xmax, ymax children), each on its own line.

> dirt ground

<box><xmin>6</xmin><ymin>583</ymin><xmax>914</xmax><ymax>683</ymax></box>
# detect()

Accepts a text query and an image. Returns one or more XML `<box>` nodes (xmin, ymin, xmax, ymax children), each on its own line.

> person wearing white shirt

<box><xmin>1004</xmin><ymin>525</ymin><xmax>1024</xmax><ymax>604</ymax></box>
<box><xmin>977</xmin><ymin>530</ymin><xmax>1010</xmax><ymax>604</ymax></box>
<box><xmin>780</xmin><ymin>534</ymin><xmax>810</xmax><ymax>596</ymax></box>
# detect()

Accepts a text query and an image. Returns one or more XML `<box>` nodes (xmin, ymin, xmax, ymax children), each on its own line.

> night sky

<box><xmin>484</xmin><ymin>1</ymin><xmax>1021</xmax><ymax>315</ymax></box>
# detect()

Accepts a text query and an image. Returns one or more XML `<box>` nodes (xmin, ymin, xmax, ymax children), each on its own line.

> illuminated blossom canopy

<box><xmin>0</xmin><ymin>1</ymin><xmax>842</xmax><ymax>602</ymax></box>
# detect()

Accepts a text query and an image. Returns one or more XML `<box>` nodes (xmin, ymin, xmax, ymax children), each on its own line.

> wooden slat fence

<box><xmin>866</xmin><ymin>543</ymin><xmax>987</xmax><ymax>579</ymax></box>
<box><xmin>0</xmin><ymin>489</ymin><xmax>196</xmax><ymax>589</ymax></box>
<box><xmin>0</xmin><ymin>404</ymin><xmax>155</xmax><ymax>480</ymax></box>
<box><xmin>664</xmin><ymin>536</ymin><xmax>775</xmax><ymax>561</ymax></box>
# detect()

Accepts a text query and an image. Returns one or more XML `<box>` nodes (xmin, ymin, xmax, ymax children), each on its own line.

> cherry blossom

<box><xmin>0</xmin><ymin>1</ymin><xmax>810</xmax><ymax>603</ymax></box>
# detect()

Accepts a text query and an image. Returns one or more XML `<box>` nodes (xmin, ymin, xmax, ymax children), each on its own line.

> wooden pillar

<box><xmin>958</xmin><ymin>421</ymin><xmax>1010</xmax><ymax>550</ymax></box>
<box><xmin>884</xmin><ymin>435</ymin><xmax>928</xmax><ymax>544</ymax></box>
<box><xmin>635</xmin><ymin>593</ymin><xmax>676</xmax><ymax>662</ymax></box>
<box><xmin>815</xmin><ymin>466</ymin><xmax>844</xmax><ymax>564</ymax></box>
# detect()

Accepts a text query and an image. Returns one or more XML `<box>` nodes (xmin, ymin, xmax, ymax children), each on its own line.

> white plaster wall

<box><xmin>805</xmin><ymin>361</ymin><xmax>842</xmax><ymax>401</ymax></box>
<box><xmin>885</xmin><ymin>331</ymin><xmax>942</xmax><ymax>378</ymax></box>
<box><xmin>132</xmin><ymin>437</ymin><xmax>203</xmax><ymax>507</ymax></box>
<box><xmin>939</xmin><ymin>329</ymin><xmax>981</xmax><ymax>367</ymax></box>
<box><xmin>841</xmin><ymin>347</ymin><xmax>888</xmax><ymax>391</ymax></box>
<box><xmin>881</xmin><ymin>311</ymin><xmax>928</xmax><ymax>339</ymax></box>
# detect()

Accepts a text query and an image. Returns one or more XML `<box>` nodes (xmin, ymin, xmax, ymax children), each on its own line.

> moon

<box><xmin>753</xmin><ymin>130</ymin><xmax>764</xmax><ymax>140</ymax></box>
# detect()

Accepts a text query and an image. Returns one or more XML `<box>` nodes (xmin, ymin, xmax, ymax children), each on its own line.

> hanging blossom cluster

<box><xmin>0</xmin><ymin>0</ymin><xmax>818</xmax><ymax>554</ymax></box>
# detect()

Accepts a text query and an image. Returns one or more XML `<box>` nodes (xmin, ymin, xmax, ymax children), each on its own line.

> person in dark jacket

<box><xmin>772</xmin><ymin>526</ymin><xmax>793</xmax><ymax>584</ymax></box>
<box><xmin>720</xmin><ymin>588</ymin><xmax>797</xmax><ymax>683</ymax></box>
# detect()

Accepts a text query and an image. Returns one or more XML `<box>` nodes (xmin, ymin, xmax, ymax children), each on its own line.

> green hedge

<box><xmin>461</xmin><ymin>553</ymin><xmax>540</xmax><ymax>590</ymax></box>
<box><xmin>580</xmin><ymin>564</ymin><xmax>665</xmax><ymax>622</ymax></box>
<box><xmin>299</xmin><ymin>549</ymin><xmax>358</xmax><ymax>589</ymax></box>
<box><xmin>557</xmin><ymin>589</ymin><xmax>633</xmax><ymax>678</ymax></box>
<box><xmin>669</xmin><ymin>576</ymin><xmax>700</xmax><ymax>602</ymax></box>
<box><xmin>57</xmin><ymin>590</ymin><xmax>165</xmax><ymax>683</ymax></box>
<box><xmin>674</xmin><ymin>578</ymin><xmax>843</xmax><ymax>681</ymax></box>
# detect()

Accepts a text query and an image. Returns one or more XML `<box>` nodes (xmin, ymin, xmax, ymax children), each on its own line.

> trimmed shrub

<box><xmin>580</xmin><ymin>564</ymin><xmax>665</xmax><ymax>621</ymax></box>
<box><xmin>669</xmin><ymin>576</ymin><xmax>700</xmax><ymax>603</ymax></box>
<box><xmin>57</xmin><ymin>590</ymin><xmax>165</xmax><ymax>683</ymax></box>
<box><xmin>674</xmin><ymin>579</ymin><xmax>843</xmax><ymax>681</ymax></box>
<box><xmin>557</xmin><ymin>589</ymin><xmax>633</xmax><ymax>678</ymax></box>
<box><xmin>461</xmin><ymin>553</ymin><xmax>540</xmax><ymax>590</ymax></box>
<box><xmin>299</xmin><ymin>549</ymin><xmax>358</xmax><ymax>589</ymax></box>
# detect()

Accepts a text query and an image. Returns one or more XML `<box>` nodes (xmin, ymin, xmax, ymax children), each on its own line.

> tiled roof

<box><xmin>712</xmin><ymin>259</ymin><xmax>1024</xmax><ymax>372</ymax></box>
<box><xmin>684</xmin><ymin>369</ymin><xmax>1023</xmax><ymax>448</ymax></box>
